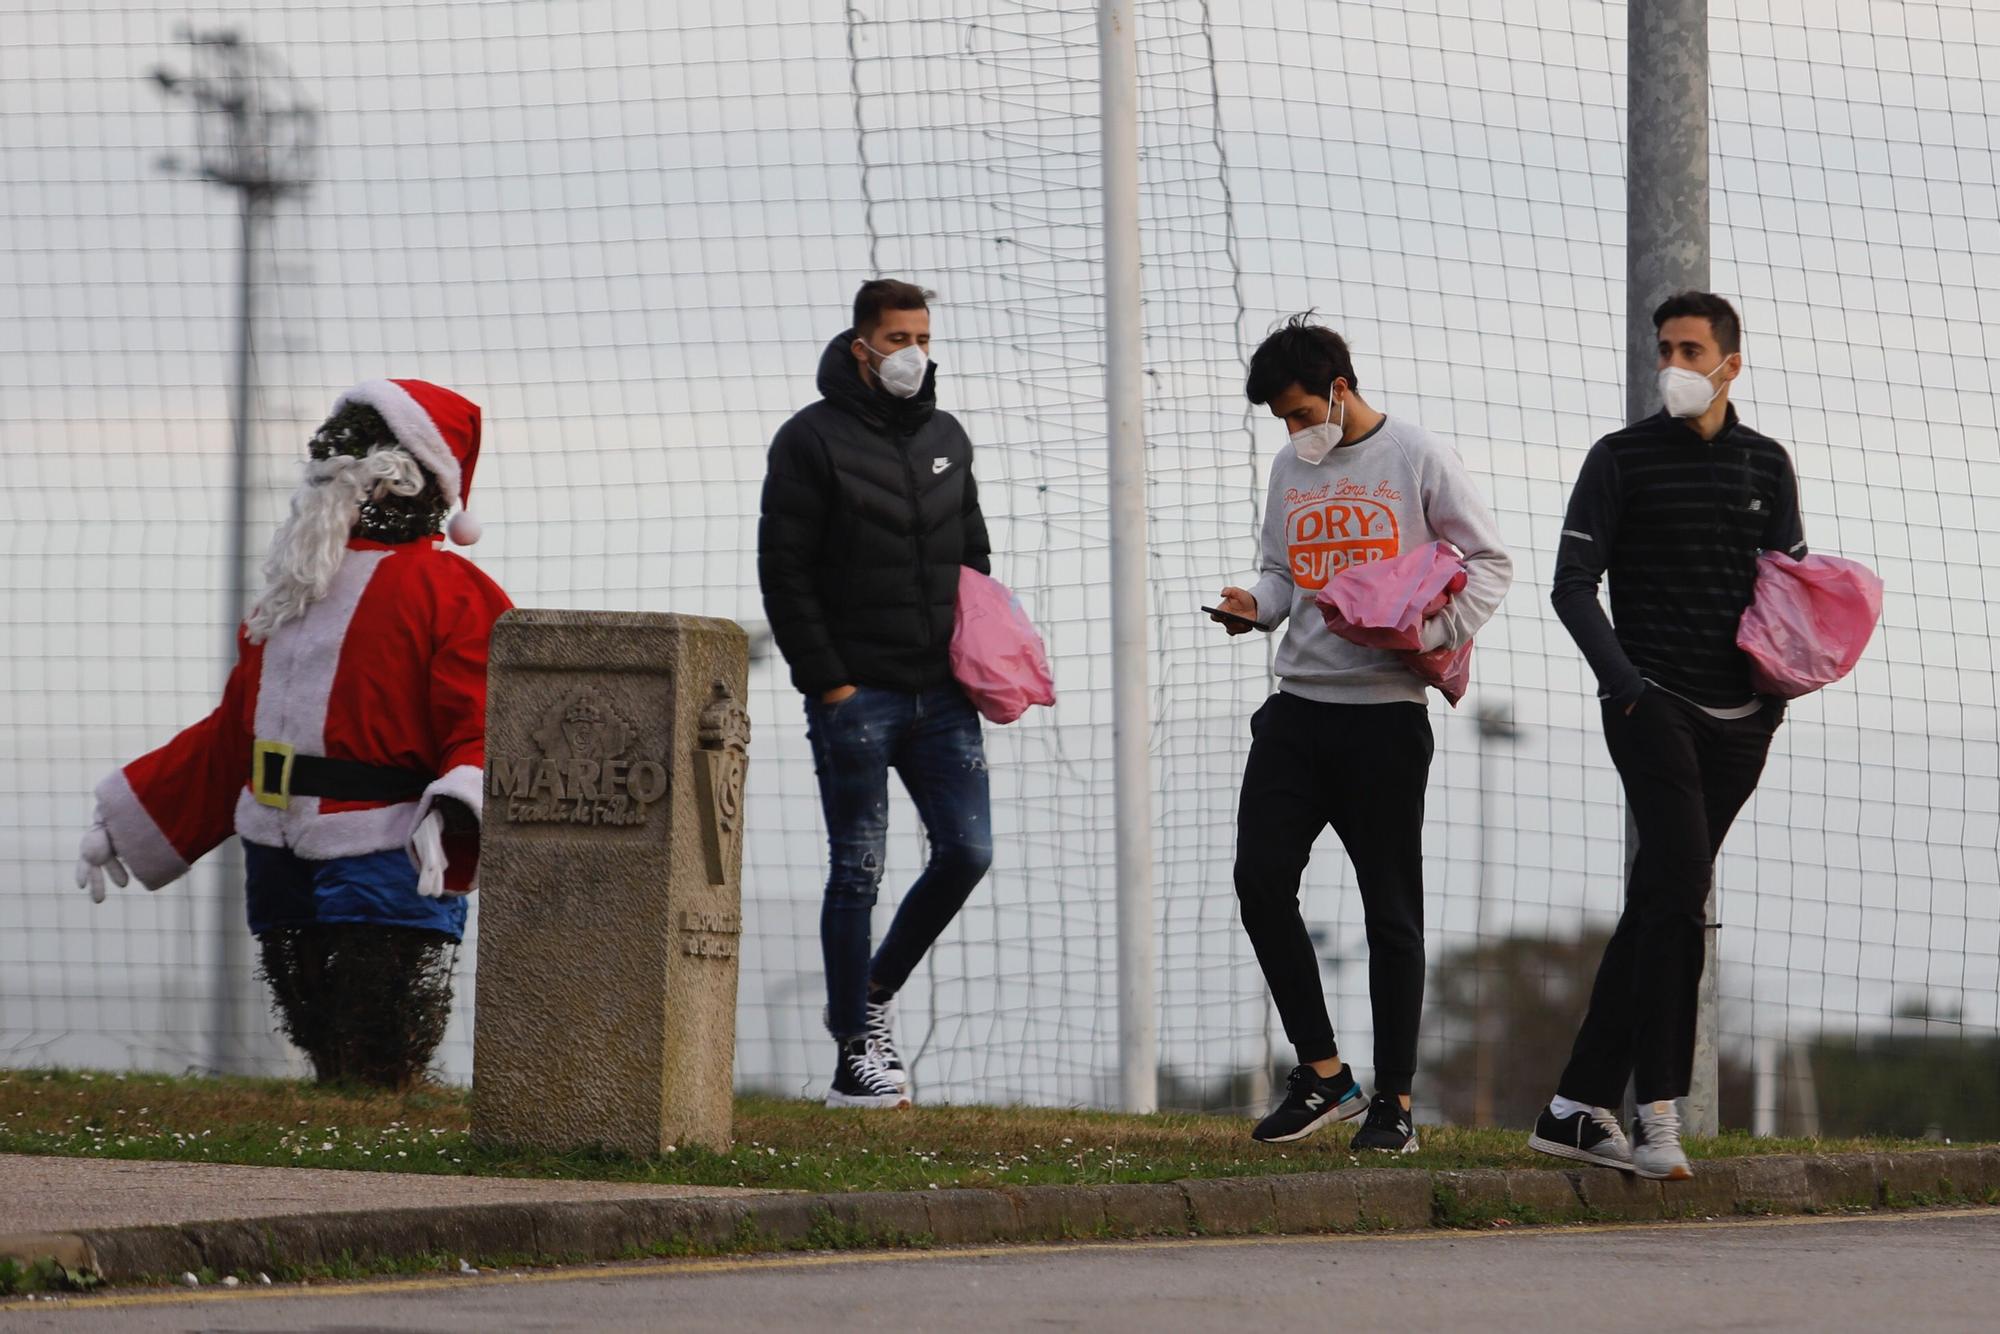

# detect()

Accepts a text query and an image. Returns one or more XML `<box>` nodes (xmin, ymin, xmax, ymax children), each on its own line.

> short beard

<box><xmin>246</xmin><ymin>448</ymin><xmax>427</xmax><ymax>643</ymax></box>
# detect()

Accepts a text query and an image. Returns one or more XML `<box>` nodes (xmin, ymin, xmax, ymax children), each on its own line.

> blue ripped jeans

<box><xmin>805</xmin><ymin>683</ymin><xmax>992</xmax><ymax>1041</ymax></box>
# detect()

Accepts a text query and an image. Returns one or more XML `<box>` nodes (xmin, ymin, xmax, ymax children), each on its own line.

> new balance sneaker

<box><xmin>1349</xmin><ymin>1093</ymin><xmax>1419</xmax><ymax>1154</ymax></box>
<box><xmin>1250</xmin><ymin>1064</ymin><xmax>1367</xmax><ymax>1143</ymax></box>
<box><xmin>1528</xmin><ymin>1104</ymin><xmax>1634</xmax><ymax>1172</ymax></box>
<box><xmin>865</xmin><ymin>992</ymin><xmax>906</xmax><ymax>1091</ymax></box>
<box><xmin>825</xmin><ymin>1038</ymin><xmax>909</xmax><ymax>1110</ymax></box>
<box><xmin>1630</xmin><ymin>1100</ymin><xmax>1693</xmax><ymax>1181</ymax></box>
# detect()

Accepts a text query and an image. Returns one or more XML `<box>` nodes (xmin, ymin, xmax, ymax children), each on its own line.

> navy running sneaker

<box><xmin>1349</xmin><ymin>1092</ymin><xmax>1419</xmax><ymax>1154</ymax></box>
<box><xmin>1251</xmin><ymin>1064</ymin><xmax>1367</xmax><ymax>1143</ymax></box>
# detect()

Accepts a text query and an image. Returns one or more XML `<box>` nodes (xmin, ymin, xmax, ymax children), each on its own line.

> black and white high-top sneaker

<box><xmin>865</xmin><ymin>993</ymin><xmax>907</xmax><ymax>1092</ymax></box>
<box><xmin>1528</xmin><ymin>1104</ymin><xmax>1635</xmax><ymax>1172</ymax></box>
<box><xmin>825</xmin><ymin>1038</ymin><xmax>909</xmax><ymax>1109</ymax></box>
<box><xmin>1349</xmin><ymin>1092</ymin><xmax>1419</xmax><ymax>1154</ymax></box>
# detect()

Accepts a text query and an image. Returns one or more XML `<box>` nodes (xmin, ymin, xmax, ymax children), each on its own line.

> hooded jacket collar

<box><xmin>817</xmin><ymin>327</ymin><xmax>938</xmax><ymax>433</ymax></box>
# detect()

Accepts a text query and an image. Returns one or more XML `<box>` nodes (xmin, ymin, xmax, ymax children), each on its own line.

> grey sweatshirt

<box><xmin>1246</xmin><ymin>416</ymin><xmax>1514</xmax><ymax>704</ymax></box>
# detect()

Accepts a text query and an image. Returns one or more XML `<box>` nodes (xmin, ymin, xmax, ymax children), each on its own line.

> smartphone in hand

<box><xmin>1201</xmin><ymin>604</ymin><xmax>1258</xmax><ymax>631</ymax></box>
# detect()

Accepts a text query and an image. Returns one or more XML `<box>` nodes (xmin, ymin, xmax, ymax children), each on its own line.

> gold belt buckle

<box><xmin>251</xmin><ymin>739</ymin><xmax>296</xmax><ymax>810</ymax></box>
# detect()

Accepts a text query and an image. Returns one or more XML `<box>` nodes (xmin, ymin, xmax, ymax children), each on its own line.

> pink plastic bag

<box><xmin>1316</xmin><ymin>541</ymin><xmax>1474</xmax><ymax>706</ymax></box>
<box><xmin>1735</xmin><ymin>551</ymin><xmax>1884</xmax><ymax>698</ymax></box>
<box><xmin>950</xmin><ymin>568</ymin><xmax>1056</xmax><ymax>724</ymax></box>
<box><xmin>1405</xmin><ymin>641</ymin><xmax>1473</xmax><ymax>708</ymax></box>
<box><xmin>1315</xmin><ymin>542</ymin><xmax>1468</xmax><ymax>651</ymax></box>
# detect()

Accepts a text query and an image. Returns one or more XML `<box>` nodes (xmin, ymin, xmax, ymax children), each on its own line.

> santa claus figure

<box><xmin>76</xmin><ymin>379</ymin><xmax>512</xmax><ymax>1088</ymax></box>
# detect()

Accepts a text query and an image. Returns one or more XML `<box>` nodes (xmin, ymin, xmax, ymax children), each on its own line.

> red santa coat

<box><xmin>96</xmin><ymin>536</ymin><xmax>512</xmax><ymax>894</ymax></box>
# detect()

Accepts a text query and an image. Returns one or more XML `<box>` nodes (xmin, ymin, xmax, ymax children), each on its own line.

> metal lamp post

<box><xmin>151</xmin><ymin>27</ymin><xmax>316</xmax><ymax>1074</ymax></box>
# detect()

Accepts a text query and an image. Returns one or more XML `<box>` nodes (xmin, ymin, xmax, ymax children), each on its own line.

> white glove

<box><xmin>410</xmin><ymin>810</ymin><xmax>449</xmax><ymax>899</ymax></box>
<box><xmin>75</xmin><ymin>809</ymin><xmax>131</xmax><ymax>904</ymax></box>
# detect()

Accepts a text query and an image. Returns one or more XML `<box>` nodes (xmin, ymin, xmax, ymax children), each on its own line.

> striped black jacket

<box><xmin>1553</xmin><ymin>407</ymin><xmax>1807</xmax><ymax>710</ymax></box>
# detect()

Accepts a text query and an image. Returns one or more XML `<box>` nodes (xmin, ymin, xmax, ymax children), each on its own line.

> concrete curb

<box><xmin>4</xmin><ymin>1147</ymin><xmax>1995</xmax><ymax>1285</ymax></box>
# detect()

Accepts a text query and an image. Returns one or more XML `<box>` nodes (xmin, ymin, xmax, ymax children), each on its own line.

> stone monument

<box><xmin>472</xmin><ymin>610</ymin><xmax>749</xmax><ymax>1155</ymax></box>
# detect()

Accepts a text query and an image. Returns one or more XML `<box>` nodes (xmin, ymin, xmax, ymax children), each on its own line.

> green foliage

<box><xmin>1811</xmin><ymin>1034</ymin><xmax>2000</xmax><ymax>1141</ymax></box>
<box><xmin>0</xmin><ymin>1256</ymin><xmax>101</xmax><ymax>1296</ymax></box>
<box><xmin>1430</xmin><ymin>1182</ymin><xmax>1566</xmax><ymax>1230</ymax></box>
<box><xmin>257</xmin><ymin>925</ymin><xmax>458</xmax><ymax>1090</ymax></box>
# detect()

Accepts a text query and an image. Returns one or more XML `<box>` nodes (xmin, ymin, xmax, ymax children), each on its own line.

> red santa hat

<box><xmin>330</xmin><ymin>378</ymin><xmax>486</xmax><ymax>545</ymax></box>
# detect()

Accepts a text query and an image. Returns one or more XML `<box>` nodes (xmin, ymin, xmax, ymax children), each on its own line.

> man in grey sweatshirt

<box><xmin>1212</xmin><ymin>316</ymin><xmax>1513</xmax><ymax>1151</ymax></box>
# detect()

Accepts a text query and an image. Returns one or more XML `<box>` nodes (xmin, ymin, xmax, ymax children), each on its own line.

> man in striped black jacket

<box><xmin>1529</xmin><ymin>292</ymin><xmax>1807</xmax><ymax>1182</ymax></box>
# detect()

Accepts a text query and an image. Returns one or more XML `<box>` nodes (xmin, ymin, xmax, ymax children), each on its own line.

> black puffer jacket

<box><xmin>757</xmin><ymin>330</ymin><xmax>991</xmax><ymax>696</ymax></box>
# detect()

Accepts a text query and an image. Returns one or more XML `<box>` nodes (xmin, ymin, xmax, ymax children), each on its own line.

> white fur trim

<box><xmin>251</xmin><ymin>550</ymin><xmax>385</xmax><ymax>752</ymax></box>
<box><xmin>333</xmin><ymin>380</ymin><xmax>461</xmax><ymax>502</ymax></box>
<box><xmin>409</xmin><ymin>763</ymin><xmax>485</xmax><ymax>890</ymax></box>
<box><xmin>236</xmin><ymin>791</ymin><xmax>420</xmax><ymax>859</ymax></box>
<box><xmin>236</xmin><ymin>549</ymin><xmax>409</xmax><ymax>855</ymax></box>
<box><xmin>413</xmin><ymin>764</ymin><xmax>484</xmax><ymax>834</ymax></box>
<box><xmin>94</xmin><ymin>767</ymin><xmax>190</xmax><ymax>890</ymax></box>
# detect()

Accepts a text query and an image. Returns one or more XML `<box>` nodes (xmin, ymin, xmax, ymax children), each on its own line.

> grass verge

<box><xmin>0</xmin><ymin>1068</ymin><xmax>1963</xmax><ymax>1194</ymax></box>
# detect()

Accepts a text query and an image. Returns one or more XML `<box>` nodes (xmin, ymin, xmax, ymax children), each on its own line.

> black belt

<box><xmin>251</xmin><ymin>740</ymin><xmax>431</xmax><ymax>809</ymax></box>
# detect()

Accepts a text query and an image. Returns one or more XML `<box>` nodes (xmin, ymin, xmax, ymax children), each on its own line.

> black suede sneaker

<box><xmin>1528</xmin><ymin>1104</ymin><xmax>1634</xmax><ymax>1172</ymax></box>
<box><xmin>1250</xmin><ymin>1065</ymin><xmax>1367</xmax><ymax>1143</ymax></box>
<box><xmin>1349</xmin><ymin>1092</ymin><xmax>1418</xmax><ymax>1154</ymax></box>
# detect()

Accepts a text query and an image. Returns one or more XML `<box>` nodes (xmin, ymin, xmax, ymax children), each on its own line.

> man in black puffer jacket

<box><xmin>758</xmin><ymin>279</ymin><xmax>994</xmax><ymax>1110</ymax></box>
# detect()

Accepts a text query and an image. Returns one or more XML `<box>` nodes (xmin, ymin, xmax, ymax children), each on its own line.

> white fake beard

<box><xmin>245</xmin><ymin>448</ymin><xmax>426</xmax><ymax>643</ymax></box>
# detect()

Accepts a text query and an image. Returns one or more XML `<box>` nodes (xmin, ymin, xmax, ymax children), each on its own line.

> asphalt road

<box><xmin>5</xmin><ymin>1209</ymin><xmax>1996</xmax><ymax>1333</ymax></box>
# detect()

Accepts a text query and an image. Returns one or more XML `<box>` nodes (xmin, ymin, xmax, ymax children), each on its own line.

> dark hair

<box><xmin>308</xmin><ymin>400</ymin><xmax>399</xmax><ymax>460</ymax></box>
<box><xmin>1653</xmin><ymin>290</ymin><xmax>1742</xmax><ymax>356</ymax></box>
<box><xmin>1245</xmin><ymin>313</ymin><xmax>1359</xmax><ymax>405</ymax></box>
<box><xmin>853</xmin><ymin>278</ymin><xmax>934</xmax><ymax>337</ymax></box>
<box><xmin>308</xmin><ymin>400</ymin><xmax>449</xmax><ymax>542</ymax></box>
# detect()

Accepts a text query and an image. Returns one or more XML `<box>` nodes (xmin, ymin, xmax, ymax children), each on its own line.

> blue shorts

<box><xmin>242</xmin><ymin>842</ymin><xmax>467</xmax><ymax>941</ymax></box>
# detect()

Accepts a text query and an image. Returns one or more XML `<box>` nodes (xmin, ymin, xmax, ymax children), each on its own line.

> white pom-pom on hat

<box><xmin>446</xmin><ymin>509</ymin><xmax>483</xmax><ymax>546</ymax></box>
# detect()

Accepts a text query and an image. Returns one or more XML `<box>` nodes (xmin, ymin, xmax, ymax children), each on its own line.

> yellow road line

<box><xmin>9</xmin><ymin>1206</ymin><xmax>1996</xmax><ymax>1315</ymax></box>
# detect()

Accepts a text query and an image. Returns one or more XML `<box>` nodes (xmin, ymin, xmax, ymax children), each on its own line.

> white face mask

<box><xmin>1289</xmin><ymin>393</ymin><xmax>1346</xmax><ymax>465</ymax></box>
<box><xmin>863</xmin><ymin>340</ymin><xmax>929</xmax><ymax>399</ymax></box>
<box><xmin>1658</xmin><ymin>362</ymin><xmax>1729</xmax><ymax>418</ymax></box>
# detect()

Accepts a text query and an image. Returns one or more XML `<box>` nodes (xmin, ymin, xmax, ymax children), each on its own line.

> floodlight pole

<box><xmin>152</xmin><ymin>28</ymin><xmax>315</xmax><ymax>1075</ymax></box>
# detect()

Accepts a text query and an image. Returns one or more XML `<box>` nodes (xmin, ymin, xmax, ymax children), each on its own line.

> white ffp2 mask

<box><xmin>1658</xmin><ymin>363</ymin><xmax>1726</xmax><ymax>418</ymax></box>
<box><xmin>1289</xmin><ymin>394</ymin><xmax>1346</xmax><ymax>465</ymax></box>
<box><xmin>864</xmin><ymin>341</ymin><xmax>929</xmax><ymax>399</ymax></box>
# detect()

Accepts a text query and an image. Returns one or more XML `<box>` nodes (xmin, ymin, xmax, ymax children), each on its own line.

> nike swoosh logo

<box><xmin>933</xmin><ymin>458</ymin><xmax>951</xmax><ymax>474</ymax></box>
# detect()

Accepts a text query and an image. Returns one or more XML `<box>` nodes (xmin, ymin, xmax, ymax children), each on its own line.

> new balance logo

<box><xmin>932</xmin><ymin>457</ymin><xmax>951</xmax><ymax>474</ymax></box>
<box><xmin>1304</xmin><ymin>1092</ymin><xmax>1326</xmax><ymax>1111</ymax></box>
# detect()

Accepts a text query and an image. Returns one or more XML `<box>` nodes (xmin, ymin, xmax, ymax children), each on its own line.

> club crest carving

<box><xmin>488</xmin><ymin>686</ymin><xmax>667</xmax><ymax>826</ymax></box>
<box><xmin>692</xmin><ymin>680</ymin><xmax>750</xmax><ymax>884</ymax></box>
